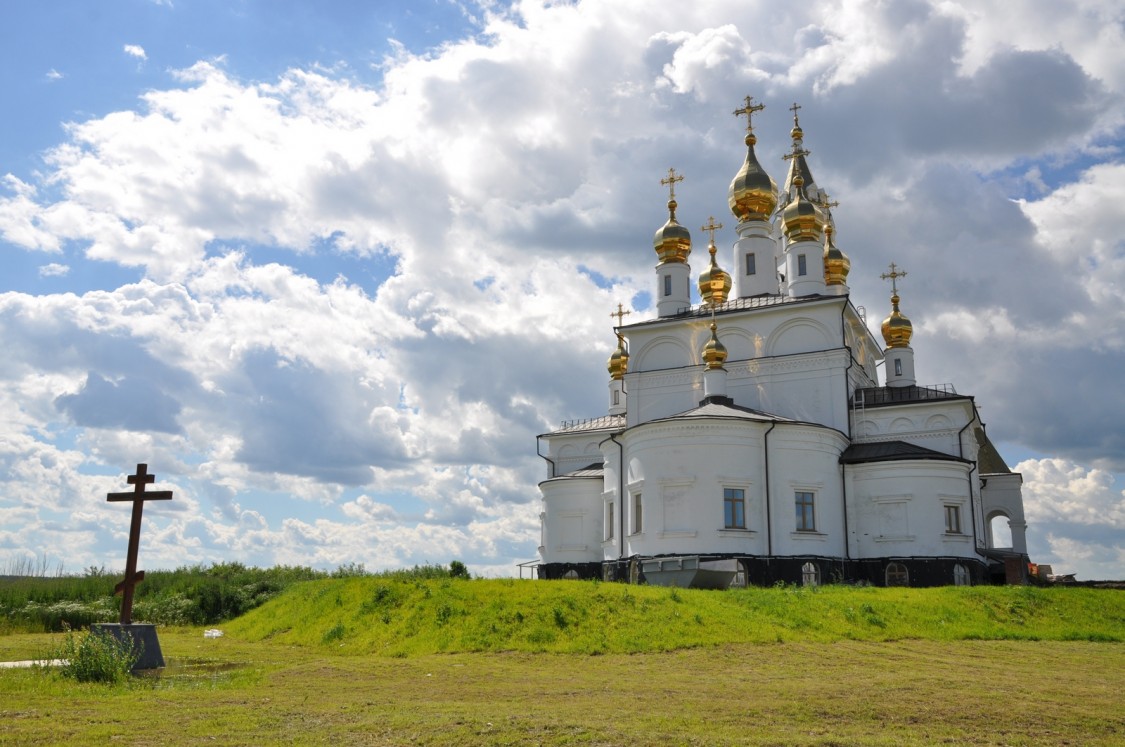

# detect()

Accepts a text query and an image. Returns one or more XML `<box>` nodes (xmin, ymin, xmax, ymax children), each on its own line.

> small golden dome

<box><xmin>728</xmin><ymin>132</ymin><xmax>778</xmax><ymax>222</ymax></box>
<box><xmin>823</xmin><ymin>223</ymin><xmax>851</xmax><ymax>286</ymax></box>
<box><xmin>607</xmin><ymin>333</ymin><xmax>629</xmax><ymax>379</ymax></box>
<box><xmin>881</xmin><ymin>293</ymin><xmax>913</xmax><ymax>349</ymax></box>
<box><xmin>782</xmin><ymin>173</ymin><xmax>825</xmax><ymax>242</ymax></box>
<box><xmin>699</xmin><ymin>242</ymin><xmax>732</xmax><ymax>305</ymax></box>
<box><xmin>701</xmin><ymin>322</ymin><xmax>727</xmax><ymax>369</ymax></box>
<box><xmin>653</xmin><ymin>198</ymin><xmax>692</xmax><ymax>264</ymax></box>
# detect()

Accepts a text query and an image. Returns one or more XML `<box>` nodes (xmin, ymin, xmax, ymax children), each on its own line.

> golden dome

<box><xmin>781</xmin><ymin>173</ymin><xmax>825</xmax><ymax>242</ymax></box>
<box><xmin>699</xmin><ymin>242</ymin><xmax>732</xmax><ymax>306</ymax></box>
<box><xmin>607</xmin><ymin>333</ymin><xmax>629</xmax><ymax>379</ymax></box>
<box><xmin>728</xmin><ymin>132</ymin><xmax>778</xmax><ymax>222</ymax></box>
<box><xmin>653</xmin><ymin>199</ymin><xmax>692</xmax><ymax>263</ymax></box>
<box><xmin>823</xmin><ymin>222</ymin><xmax>851</xmax><ymax>286</ymax></box>
<box><xmin>701</xmin><ymin>322</ymin><xmax>727</xmax><ymax>369</ymax></box>
<box><xmin>881</xmin><ymin>293</ymin><xmax>913</xmax><ymax>349</ymax></box>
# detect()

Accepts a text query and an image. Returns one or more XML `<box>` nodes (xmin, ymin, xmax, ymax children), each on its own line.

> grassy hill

<box><xmin>225</xmin><ymin>577</ymin><xmax>1125</xmax><ymax>656</ymax></box>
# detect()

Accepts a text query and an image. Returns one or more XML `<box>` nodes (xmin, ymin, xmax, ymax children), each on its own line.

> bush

<box><xmin>48</xmin><ymin>627</ymin><xmax>139</xmax><ymax>684</ymax></box>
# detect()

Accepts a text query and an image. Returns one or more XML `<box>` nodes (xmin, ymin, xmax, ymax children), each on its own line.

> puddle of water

<box><xmin>135</xmin><ymin>658</ymin><xmax>245</xmax><ymax>682</ymax></box>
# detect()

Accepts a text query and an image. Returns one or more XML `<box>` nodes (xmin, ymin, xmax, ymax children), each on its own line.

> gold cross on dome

<box><xmin>733</xmin><ymin>95</ymin><xmax>765</xmax><ymax>133</ymax></box>
<box><xmin>610</xmin><ymin>303</ymin><xmax>632</xmax><ymax>328</ymax></box>
<box><xmin>880</xmin><ymin>262</ymin><xmax>908</xmax><ymax>294</ymax></box>
<box><xmin>701</xmin><ymin>216</ymin><xmax>723</xmax><ymax>246</ymax></box>
<box><xmin>789</xmin><ymin>101</ymin><xmax>802</xmax><ymax>124</ymax></box>
<box><xmin>660</xmin><ymin>167</ymin><xmax>684</xmax><ymax>201</ymax></box>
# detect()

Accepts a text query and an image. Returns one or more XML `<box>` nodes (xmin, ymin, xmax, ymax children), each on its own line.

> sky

<box><xmin>1</xmin><ymin>0</ymin><xmax>1123</xmax><ymax>580</ymax></box>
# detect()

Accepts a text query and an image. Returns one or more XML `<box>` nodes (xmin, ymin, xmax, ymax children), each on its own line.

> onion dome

<box><xmin>701</xmin><ymin>322</ymin><xmax>727</xmax><ymax>369</ymax></box>
<box><xmin>728</xmin><ymin>131</ymin><xmax>778</xmax><ymax>222</ymax></box>
<box><xmin>822</xmin><ymin>220</ymin><xmax>851</xmax><ymax>286</ymax></box>
<box><xmin>781</xmin><ymin>173</ymin><xmax>825</xmax><ymax>242</ymax></box>
<box><xmin>607</xmin><ymin>333</ymin><xmax>629</xmax><ymax>379</ymax></box>
<box><xmin>881</xmin><ymin>293</ymin><xmax>913</xmax><ymax>349</ymax></box>
<box><xmin>654</xmin><ymin>168</ymin><xmax>692</xmax><ymax>263</ymax></box>
<box><xmin>699</xmin><ymin>242</ymin><xmax>732</xmax><ymax>305</ymax></box>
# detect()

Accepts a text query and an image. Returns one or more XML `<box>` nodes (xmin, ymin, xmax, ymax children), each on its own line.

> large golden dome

<box><xmin>728</xmin><ymin>132</ymin><xmax>778</xmax><ymax>222</ymax></box>
<box><xmin>881</xmin><ymin>293</ymin><xmax>913</xmax><ymax>348</ymax></box>
<box><xmin>701</xmin><ymin>322</ymin><xmax>728</xmax><ymax>369</ymax></box>
<box><xmin>607</xmin><ymin>333</ymin><xmax>629</xmax><ymax>379</ymax></box>
<box><xmin>823</xmin><ymin>222</ymin><xmax>851</xmax><ymax>286</ymax></box>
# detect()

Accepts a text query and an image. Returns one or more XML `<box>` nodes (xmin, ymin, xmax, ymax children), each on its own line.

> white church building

<box><xmin>536</xmin><ymin>100</ymin><xmax>1029</xmax><ymax>587</ymax></box>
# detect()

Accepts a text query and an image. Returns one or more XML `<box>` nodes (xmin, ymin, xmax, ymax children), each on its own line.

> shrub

<box><xmin>48</xmin><ymin>627</ymin><xmax>139</xmax><ymax>684</ymax></box>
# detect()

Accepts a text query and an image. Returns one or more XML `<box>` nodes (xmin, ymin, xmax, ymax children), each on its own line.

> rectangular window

<box><xmin>663</xmin><ymin>274</ymin><xmax>672</xmax><ymax>296</ymax></box>
<box><xmin>797</xmin><ymin>254</ymin><xmax>807</xmax><ymax>276</ymax></box>
<box><xmin>605</xmin><ymin>502</ymin><xmax>614</xmax><ymax>540</ymax></box>
<box><xmin>612</xmin><ymin>389</ymin><xmax>619</xmax><ymax>405</ymax></box>
<box><xmin>894</xmin><ymin>358</ymin><xmax>903</xmax><ymax>376</ymax></box>
<box><xmin>724</xmin><ymin>488</ymin><xmax>746</xmax><ymax>529</ymax></box>
<box><xmin>745</xmin><ymin>253</ymin><xmax>756</xmax><ymax>276</ymax></box>
<box><xmin>945</xmin><ymin>505</ymin><xmax>962</xmax><ymax>534</ymax></box>
<box><xmin>633</xmin><ymin>492</ymin><xmax>643</xmax><ymax>534</ymax></box>
<box><xmin>795</xmin><ymin>491</ymin><xmax>816</xmax><ymax>532</ymax></box>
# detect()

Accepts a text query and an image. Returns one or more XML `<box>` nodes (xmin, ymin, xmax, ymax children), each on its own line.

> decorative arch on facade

<box><xmin>765</xmin><ymin>318</ymin><xmax>834</xmax><ymax>357</ymax></box>
<box><xmin>925</xmin><ymin>414</ymin><xmax>953</xmax><ymax>429</ymax></box>
<box><xmin>855</xmin><ymin>419</ymin><xmax>878</xmax><ymax>438</ymax></box>
<box><xmin>801</xmin><ymin>561</ymin><xmax>820</xmax><ymax>587</ymax></box>
<box><xmin>953</xmin><ymin>563</ymin><xmax>971</xmax><ymax>586</ymax></box>
<box><xmin>633</xmin><ymin>336</ymin><xmax>693</xmax><ymax>371</ymax></box>
<box><xmin>889</xmin><ymin>417</ymin><xmax>915</xmax><ymax>433</ymax></box>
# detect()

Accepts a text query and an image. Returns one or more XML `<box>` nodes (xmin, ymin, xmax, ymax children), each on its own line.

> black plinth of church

<box><xmin>103</xmin><ymin>463</ymin><xmax>173</xmax><ymax>670</ymax></box>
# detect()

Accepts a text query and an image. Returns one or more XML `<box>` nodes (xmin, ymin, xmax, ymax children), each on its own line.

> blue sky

<box><xmin>1</xmin><ymin>0</ymin><xmax>1123</xmax><ymax>579</ymax></box>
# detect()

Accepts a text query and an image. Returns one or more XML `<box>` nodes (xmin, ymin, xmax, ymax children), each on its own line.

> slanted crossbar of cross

<box><xmin>106</xmin><ymin>464</ymin><xmax>173</xmax><ymax>625</ymax></box>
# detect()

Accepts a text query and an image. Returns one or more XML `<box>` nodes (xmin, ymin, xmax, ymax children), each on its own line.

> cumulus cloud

<box><xmin>123</xmin><ymin>44</ymin><xmax>147</xmax><ymax>61</ymax></box>
<box><xmin>38</xmin><ymin>263</ymin><xmax>69</xmax><ymax>277</ymax></box>
<box><xmin>0</xmin><ymin>0</ymin><xmax>1123</xmax><ymax>577</ymax></box>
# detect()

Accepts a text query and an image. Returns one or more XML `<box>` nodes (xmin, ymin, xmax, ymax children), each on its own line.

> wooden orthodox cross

<box><xmin>107</xmin><ymin>464</ymin><xmax>173</xmax><ymax>625</ymax></box>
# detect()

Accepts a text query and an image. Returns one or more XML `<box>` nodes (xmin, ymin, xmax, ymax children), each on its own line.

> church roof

<box><xmin>975</xmin><ymin>427</ymin><xmax>1012</xmax><ymax>474</ymax></box>
<box><xmin>545</xmin><ymin>414</ymin><xmax>625</xmax><ymax>436</ymax></box>
<box><xmin>663</xmin><ymin>395</ymin><xmax>795</xmax><ymax>423</ymax></box>
<box><xmin>852</xmin><ymin>385</ymin><xmax>970</xmax><ymax>407</ymax></box>
<box><xmin>839</xmin><ymin>440</ymin><xmax>968</xmax><ymax>465</ymax></box>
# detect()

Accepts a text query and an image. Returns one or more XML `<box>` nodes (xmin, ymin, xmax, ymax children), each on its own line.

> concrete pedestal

<box><xmin>91</xmin><ymin>623</ymin><xmax>165</xmax><ymax>670</ymax></box>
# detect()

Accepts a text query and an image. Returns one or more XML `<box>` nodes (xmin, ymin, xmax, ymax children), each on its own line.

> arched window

<box><xmin>953</xmin><ymin>564</ymin><xmax>970</xmax><ymax>586</ymax></box>
<box><xmin>563</xmin><ymin>569</ymin><xmax>580</xmax><ymax>580</ymax></box>
<box><xmin>802</xmin><ymin>562</ymin><xmax>820</xmax><ymax>587</ymax></box>
<box><xmin>989</xmin><ymin>514</ymin><xmax>1013</xmax><ymax>549</ymax></box>
<box><xmin>885</xmin><ymin>562</ymin><xmax>909</xmax><ymax>587</ymax></box>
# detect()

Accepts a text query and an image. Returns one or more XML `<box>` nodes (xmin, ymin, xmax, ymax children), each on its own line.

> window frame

<box><xmin>885</xmin><ymin>561</ymin><xmax>909</xmax><ymax>587</ymax></box>
<box><xmin>663</xmin><ymin>274</ymin><xmax>672</xmax><ymax>297</ymax></box>
<box><xmin>797</xmin><ymin>253</ymin><xmax>807</xmax><ymax>277</ymax></box>
<box><xmin>944</xmin><ymin>504</ymin><xmax>962</xmax><ymax>534</ymax></box>
<box><xmin>795</xmin><ymin>490</ymin><xmax>816</xmax><ymax>532</ymax></box>
<box><xmin>604</xmin><ymin>501</ymin><xmax>615</xmax><ymax>541</ymax></box>
<box><xmin>745</xmin><ymin>252</ymin><xmax>756</xmax><ymax>276</ymax></box>
<box><xmin>723</xmin><ymin>487</ymin><xmax>746</xmax><ymax>529</ymax></box>
<box><xmin>632</xmin><ymin>491</ymin><xmax>643</xmax><ymax>535</ymax></box>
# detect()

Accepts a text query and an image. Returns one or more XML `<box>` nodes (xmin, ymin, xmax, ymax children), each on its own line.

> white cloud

<box><xmin>124</xmin><ymin>44</ymin><xmax>147</xmax><ymax>61</ymax></box>
<box><xmin>0</xmin><ymin>0</ymin><xmax>1123</xmax><ymax>577</ymax></box>
<box><xmin>46</xmin><ymin>69</ymin><xmax>63</xmax><ymax>81</ymax></box>
<box><xmin>37</xmin><ymin>263</ymin><xmax>69</xmax><ymax>277</ymax></box>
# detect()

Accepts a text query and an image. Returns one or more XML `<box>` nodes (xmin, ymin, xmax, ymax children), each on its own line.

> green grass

<box><xmin>225</xmin><ymin>578</ymin><xmax>1125</xmax><ymax>655</ymax></box>
<box><xmin>1</xmin><ymin>583</ymin><xmax>1123</xmax><ymax>744</ymax></box>
<box><xmin>1</xmin><ymin>628</ymin><xmax>1122</xmax><ymax>745</ymax></box>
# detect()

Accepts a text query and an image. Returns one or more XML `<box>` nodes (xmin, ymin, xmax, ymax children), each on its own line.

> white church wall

<box><xmin>767</xmin><ymin>426</ymin><xmax>849</xmax><ymax>558</ymax></box>
<box><xmin>850</xmin><ymin>399</ymin><xmax>975</xmax><ymax>458</ymax></box>
<box><xmin>847</xmin><ymin>460</ymin><xmax>978</xmax><ymax>559</ymax></box>
<box><xmin>539</xmin><ymin>475</ymin><xmax>604</xmax><ymax>564</ymax></box>
<box><xmin>548</xmin><ymin>432</ymin><xmax>611</xmax><ymax>477</ymax></box>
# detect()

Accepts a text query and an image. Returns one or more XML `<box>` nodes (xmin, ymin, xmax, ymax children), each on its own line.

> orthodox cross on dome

<box><xmin>701</xmin><ymin>216</ymin><xmax>724</xmax><ymax>246</ymax></box>
<box><xmin>733</xmin><ymin>95</ymin><xmax>765</xmax><ymax>134</ymax></box>
<box><xmin>610</xmin><ymin>303</ymin><xmax>632</xmax><ymax>328</ymax></box>
<box><xmin>789</xmin><ymin>101</ymin><xmax>802</xmax><ymax>125</ymax></box>
<box><xmin>106</xmin><ymin>463</ymin><xmax>173</xmax><ymax>626</ymax></box>
<box><xmin>819</xmin><ymin>192</ymin><xmax>840</xmax><ymax>213</ymax></box>
<box><xmin>880</xmin><ymin>262</ymin><xmax>908</xmax><ymax>294</ymax></box>
<box><xmin>660</xmin><ymin>167</ymin><xmax>684</xmax><ymax>202</ymax></box>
